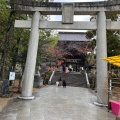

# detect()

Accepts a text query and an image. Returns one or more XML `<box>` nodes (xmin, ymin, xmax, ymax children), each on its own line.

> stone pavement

<box><xmin>0</xmin><ymin>85</ymin><xmax>116</xmax><ymax>120</ymax></box>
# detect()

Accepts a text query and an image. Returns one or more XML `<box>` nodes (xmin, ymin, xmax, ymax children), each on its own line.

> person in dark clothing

<box><xmin>58</xmin><ymin>77</ymin><xmax>62</xmax><ymax>86</ymax></box>
<box><xmin>62</xmin><ymin>79</ymin><xmax>66</xmax><ymax>88</ymax></box>
<box><xmin>62</xmin><ymin>65</ymin><xmax>65</xmax><ymax>72</ymax></box>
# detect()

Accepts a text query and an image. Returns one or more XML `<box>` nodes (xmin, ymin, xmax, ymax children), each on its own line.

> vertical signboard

<box><xmin>62</xmin><ymin>3</ymin><xmax>74</xmax><ymax>24</ymax></box>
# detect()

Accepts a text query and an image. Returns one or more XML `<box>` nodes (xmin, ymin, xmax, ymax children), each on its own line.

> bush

<box><xmin>88</xmin><ymin>72</ymin><xmax>96</xmax><ymax>90</ymax></box>
<box><xmin>42</xmin><ymin>71</ymin><xmax>52</xmax><ymax>85</ymax></box>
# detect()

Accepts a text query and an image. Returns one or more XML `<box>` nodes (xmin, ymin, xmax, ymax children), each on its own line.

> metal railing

<box><xmin>108</xmin><ymin>78</ymin><xmax>120</xmax><ymax>101</ymax></box>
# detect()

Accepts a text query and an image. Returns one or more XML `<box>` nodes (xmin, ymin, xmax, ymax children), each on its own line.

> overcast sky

<box><xmin>52</xmin><ymin>0</ymin><xmax>106</xmax><ymax>2</ymax></box>
<box><xmin>50</xmin><ymin>0</ymin><xmax>106</xmax><ymax>32</ymax></box>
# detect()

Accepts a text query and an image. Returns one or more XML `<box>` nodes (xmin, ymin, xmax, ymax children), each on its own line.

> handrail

<box><xmin>111</xmin><ymin>78</ymin><xmax>120</xmax><ymax>80</ymax></box>
<box><xmin>48</xmin><ymin>71</ymin><xmax>55</xmax><ymax>84</ymax></box>
<box><xmin>111</xmin><ymin>82</ymin><xmax>120</xmax><ymax>84</ymax></box>
<box><xmin>85</xmin><ymin>70</ymin><xmax>90</xmax><ymax>88</ymax></box>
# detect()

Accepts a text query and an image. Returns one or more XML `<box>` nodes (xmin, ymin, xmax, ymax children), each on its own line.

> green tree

<box><xmin>85</xmin><ymin>14</ymin><xmax>120</xmax><ymax>69</ymax></box>
<box><xmin>0</xmin><ymin>0</ymin><xmax>56</xmax><ymax>80</ymax></box>
<box><xmin>0</xmin><ymin>0</ymin><xmax>13</xmax><ymax>79</ymax></box>
<box><xmin>37</xmin><ymin>30</ymin><xmax>58</xmax><ymax>65</ymax></box>
<box><xmin>107</xmin><ymin>31</ymin><xmax>120</xmax><ymax>56</ymax></box>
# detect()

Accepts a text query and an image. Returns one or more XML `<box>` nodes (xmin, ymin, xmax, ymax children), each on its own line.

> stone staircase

<box><xmin>50</xmin><ymin>71</ymin><xmax>87</xmax><ymax>88</ymax></box>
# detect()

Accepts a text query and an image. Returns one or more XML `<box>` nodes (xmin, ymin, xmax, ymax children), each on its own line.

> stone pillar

<box><xmin>96</xmin><ymin>11</ymin><xmax>108</xmax><ymax>105</ymax></box>
<box><xmin>18</xmin><ymin>11</ymin><xmax>40</xmax><ymax>99</ymax></box>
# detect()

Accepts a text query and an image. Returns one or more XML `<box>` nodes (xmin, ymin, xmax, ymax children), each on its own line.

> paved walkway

<box><xmin>0</xmin><ymin>85</ymin><xmax>116</xmax><ymax>120</ymax></box>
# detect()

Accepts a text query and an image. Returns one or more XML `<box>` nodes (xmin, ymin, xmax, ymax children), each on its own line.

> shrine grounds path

<box><xmin>0</xmin><ymin>85</ymin><xmax>116</xmax><ymax>120</ymax></box>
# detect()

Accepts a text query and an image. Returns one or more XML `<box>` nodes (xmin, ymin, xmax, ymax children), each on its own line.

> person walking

<box><xmin>56</xmin><ymin>80</ymin><xmax>59</xmax><ymax>86</ymax></box>
<box><xmin>62</xmin><ymin>79</ymin><xmax>66</xmax><ymax>88</ymax></box>
<box><xmin>58</xmin><ymin>77</ymin><xmax>62</xmax><ymax>86</ymax></box>
<box><xmin>68</xmin><ymin>64</ymin><xmax>73</xmax><ymax>72</ymax></box>
<box><xmin>62</xmin><ymin>64</ymin><xmax>65</xmax><ymax>73</ymax></box>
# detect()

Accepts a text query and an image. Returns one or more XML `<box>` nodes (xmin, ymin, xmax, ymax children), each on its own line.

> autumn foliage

<box><xmin>45</xmin><ymin>41</ymin><xmax>93</xmax><ymax>66</ymax></box>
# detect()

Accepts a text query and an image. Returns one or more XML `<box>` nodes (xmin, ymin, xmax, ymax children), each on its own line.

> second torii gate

<box><xmin>10</xmin><ymin>0</ymin><xmax>120</xmax><ymax>105</ymax></box>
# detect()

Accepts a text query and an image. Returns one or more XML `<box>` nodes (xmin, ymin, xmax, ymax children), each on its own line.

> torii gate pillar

<box><xmin>97</xmin><ymin>11</ymin><xmax>108</xmax><ymax>104</ymax></box>
<box><xmin>18</xmin><ymin>11</ymin><xmax>40</xmax><ymax>99</ymax></box>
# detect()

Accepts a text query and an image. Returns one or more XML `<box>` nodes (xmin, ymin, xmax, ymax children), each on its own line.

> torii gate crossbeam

<box><xmin>15</xmin><ymin>20</ymin><xmax>120</xmax><ymax>30</ymax></box>
<box><xmin>11</xmin><ymin>0</ymin><xmax>120</xmax><ymax>15</ymax></box>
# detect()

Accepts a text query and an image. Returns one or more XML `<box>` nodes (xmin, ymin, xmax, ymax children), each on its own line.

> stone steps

<box><xmin>50</xmin><ymin>71</ymin><xmax>87</xmax><ymax>87</ymax></box>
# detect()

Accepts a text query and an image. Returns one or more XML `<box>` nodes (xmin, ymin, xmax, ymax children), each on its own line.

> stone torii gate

<box><xmin>10</xmin><ymin>0</ymin><xmax>120</xmax><ymax>104</ymax></box>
